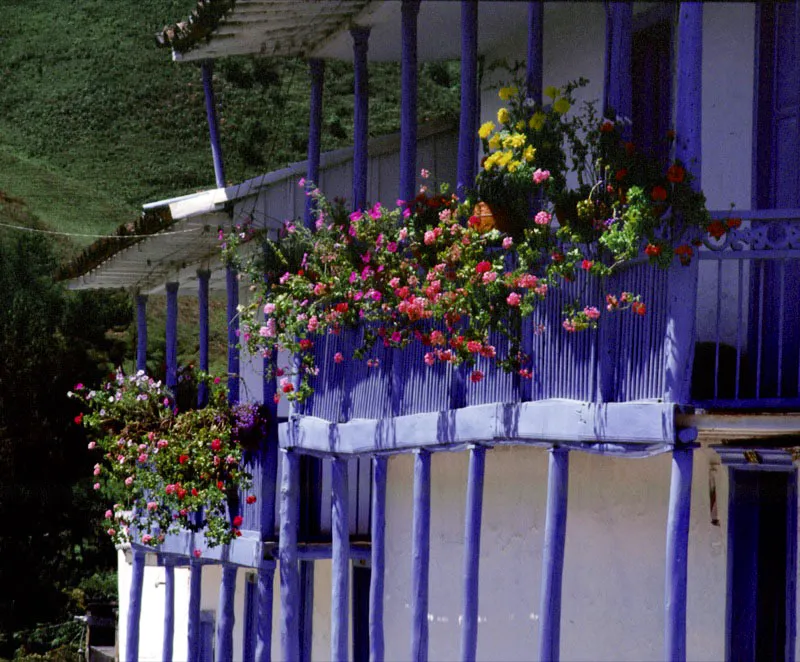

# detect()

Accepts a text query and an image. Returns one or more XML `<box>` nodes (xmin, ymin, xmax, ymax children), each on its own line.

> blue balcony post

<box><xmin>227</xmin><ymin>266</ymin><xmax>240</xmax><ymax>403</ymax></box>
<box><xmin>538</xmin><ymin>448</ymin><xmax>569</xmax><ymax>662</ymax></box>
<box><xmin>256</xmin><ymin>353</ymin><xmax>279</xmax><ymax>662</ymax></box>
<box><xmin>526</xmin><ymin>2</ymin><xmax>544</xmax><ymax>105</ymax></box>
<box><xmin>352</xmin><ymin>27</ymin><xmax>370</xmax><ymax>211</ymax></box>
<box><xmin>201</xmin><ymin>60</ymin><xmax>226</xmax><ymax>189</ymax></box>
<box><xmin>331</xmin><ymin>458</ymin><xmax>350</xmax><ymax>661</ymax></box>
<box><xmin>460</xmin><ymin>445</ymin><xmax>486</xmax><ymax>662</ymax></box>
<box><xmin>217</xmin><ymin>565</ymin><xmax>237</xmax><ymax>661</ymax></box>
<box><xmin>162</xmin><ymin>561</ymin><xmax>175</xmax><ymax>662</ymax></box>
<box><xmin>604</xmin><ymin>2</ymin><xmax>633</xmax><ymax>123</ymax></box>
<box><xmin>411</xmin><ymin>450</ymin><xmax>431</xmax><ymax>662</ymax></box>
<box><xmin>305</xmin><ymin>59</ymin><xmax>325</xmax><ymax>230</ymax></box>
<box><xmin>198</xmin><ymin>269</ymin><xmax>210</xmax><ymax>407</ymax></box>
<box><xmin>399</xmin><ymin>0</ymin><xmax>421</xmax><ymax>205</ymax></box>
<box><xmin>369</xmin><ymin>456</ymin><xmax>387</xmax><ymax>662</ymax></box>
<box><xmin>457</xmin><ymin>0</ymin><xmax>478</xmax><ymax>200</ymax></box>
<box><xmin>126</xmin><ymin>549</ymin><xmax>145</xmax><ymax>662</ymax></box>
<box><xmin>280</xmin><ymin>449</ymin><xmax>301</xmax><ymax>661</ymax></box>
<box><xmin>135</xmin><ymin>294</ymin><xmax>148</xmax><ymax>374</ymax></box>
<box><xmin>664</xmin><ymin>2</ymin><xmax>702</xmax><ymax>405</ymax></box>
<box><xmin>166</xmin><ymin>282</ymin><xmax>179</xmax><ymax>392</ymax></box>
<box><xmin>188</xmin><ymin>560</ymin><xmax>202</xmax><ymax>662</ymax></box>
<box><xmin>664</xmin><ymin>447</ymin><xmax>694</xmax><ymax>661</ymax></box>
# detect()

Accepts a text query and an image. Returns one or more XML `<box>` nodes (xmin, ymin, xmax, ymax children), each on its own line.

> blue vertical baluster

<box><xmin>201</xmin><ymin>60</ymin><xmax>226</xmax><ymax>189</ymax></box>
<box><xmin>135</xmin><ymin>294</ymin><xmax>148</xmax><ymax>374</ymax></box>
<box><xmin>280</xmin><ymin>449</ymin><xmax>301</xmax><ymax>661</ymax></box>
<box><xmin>460</xmin><ymin>445</ymin><xmax>486</xmax><ymax>662</ymax></box>
<box><xmin>188</xmin><ymin>560</ymin><xmax>202</xmax><ymax>662</ymax></box>
<box><xmin>411</xmin><ymin>450</ymin><xmax>431</xmax><ymax>662</ymax></box>
<box><xmin>664</xmin><ymin>2</ymin><xmax>702</xmax><ymax>405</ymax></box>
<box><xmin>162</xmin><ymin>561</ymin><xmax>175</xmax><ymax>662</ymax></box>
<box><xmin>198</xmin><ymin>270</ymin><xmax>210</xmax><ymax>407</ymax></box>
<box><xmin>399</xmin><ymin>0</ymin><xmax>420</xmax><ymax>206</ymax></box>
<box><xmin>305</xmin><ymin>60</ymin><xmax>325</xmax><ymax>230</ymax></box>
<box><xmin>331</xmin><ymin>458</ymin><xmax>350</xmax><ymax>661</ymax></box>
<box><xmin>664</xmin><ymin>448</ymin><xmax>694</xmax><ymax>661</ymax></box>
<box><xmin>127</xmin><ymin>549</ymin><xmax>145</xmax><ymax>662</ymax></box>
<box><xmin>227</xmin><ymin>266</ymin><xmax>240</xmax><ymax>403</ymax></box>
<box><xmin>166</xmin><ymin>282</ymin><xmax>179</xmax><ymax>392</ymax></box>
<box><xmin>456</xmin><ymin>1</ymin><xmax>478</xmax><ymax>200</ymax></box>
<box><xmin>351</xmin><ymin>27</ymin><xmax>370</xmax><ymax>211</ymax></box>
<box><xmin>369</xmin><ymin>456</ymin><xmax>387</xmax><ymax>662</ymax></box>
<box><xmin>217</xmin><ymin>566</ymin><xmax>237</xmax><ymax>661</ymax></box>
<box><xmin>256</xmin><ymin>566</ymin><xmax>275</xmax><ymax>662</ymax></box>
<box><xmin>538</xmin><ymin>448</ymin><xmax>569</xmax><ymax>662</ymax></box>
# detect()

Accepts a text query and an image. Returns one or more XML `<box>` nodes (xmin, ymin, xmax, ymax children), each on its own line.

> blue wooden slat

<box><xmin>163</xmin><ymin>562</ymin><xmax>175</xmax><ymax>662</ymax></box>
<box><xmin>604</xmin><ymin>2</ymin><xmax>632</xmax><ymax>124</ymax></box>
<box><xmin>526</xmin><ymin>1</ymin><xmax>543</xmax><ymax>104</ymax></box>
<box><xmin>369</xmin><ymin>457</ymin><xmax>387</xmax><ymax>662</ymax></box>
<box><xmin>244</xmin><ymin>575</ymin><xmax>256</xmax><ymax>662</ymax></box>
<box><xmin>411</xmin><ymin>450</ymin><xmax>431</xmax><ymax>662</ymax></box>
<box><xmin>460</xmin><ymin>445</ymin><xmax>486</xmax><ymax>662</ymax></box>
<box><xmin>135</xmin><ymin>294</ymin><xmax>147</xmax><ymax>374</ymax></box>
<box><xmin>332</xmin><ymin>458</ymin><xmax>350</xmax><ymax>661</ymax></box>
<box><xmin>664</xmin><ymin>447</ymin><xmax>694</xmax><ymax>662</ymax></box>
<box><xmin>198</xmin><ymin>270</ymin><xmax>210</xmax><ymax>408</ymax></box>
<box><xmin>201</xmin><ymin>61</ymin><xmax>226</xmax><ymax>188</ymax></box>
<box><xmin>188</xmin><ymin>561</ymin><xmax>203</xmax><ymax>662</ymax></box>
<box><xmin>126</xmin><ymin>550</ymin><xmax>145</xmax><ymax>662</ymax></box>
<box><xmin>279</xmin><ymin>449</ymin><xmax>301</xmax><ymax>661</ymax></box>
<box><xmin>399</xmin><ymin>0</ymin><xmax>420</xmax><ymax>205</ymax></box>
<box><xmin>538</xmin><ymin>448</ymin><xmax>569</xmax><ymax>662</ymax></box>
<box><xmin>216</xmin><ymin>566</ymin><xmax>237</xmax><ymax>662</ymax></box>
<box><xmin>166</xmin><ymin>282</ymin><xmax>179</xmax><ymax>392</ymax></box>
<box><xmin>457</xmin><ymin>0</ymin><xmax>478</xmax><ymax>199</ymax></box>
<box><xmin>351</xmin><ymin>27</ymin><xmax>370</xmax><ymax>211</ymax></box>
<box><xmin>305</xmin><ymin>59</ymin><xmax>325</xmax><ymax>229</ymax></box>
<box><xmin>227</xmin><ymin>266</ymin><xmax>240</xmax><ymax>403</ymax></box>
<box><xmin>255</xmin><ymin>568</ymin><xmax>275</xmax><ymax>662</ymax></box>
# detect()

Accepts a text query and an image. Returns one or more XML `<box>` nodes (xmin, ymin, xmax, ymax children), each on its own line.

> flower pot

<box><xmin>473</xmin><ymin>201</ymin><xmax>512</xmax><ymax>233</ymax></box>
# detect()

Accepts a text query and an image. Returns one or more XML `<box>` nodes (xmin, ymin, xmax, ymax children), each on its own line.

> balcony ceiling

<box><xmin>162</xmin><ymin>0</ymin><xmax>531</xmax><ymax>63</ymax></box>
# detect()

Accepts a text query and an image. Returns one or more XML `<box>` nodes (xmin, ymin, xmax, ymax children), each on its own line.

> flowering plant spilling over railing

<box><xmin>224</xmin><ymin>80</ymin><xmax>727</xmax><ymax>404</ymax></box>
<box><xmin>70</xmin><ymin>370</ymin><xmax>267</xmax><ymax>547</ymax></box>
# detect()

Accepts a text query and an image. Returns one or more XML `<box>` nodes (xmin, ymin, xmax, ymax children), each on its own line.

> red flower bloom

<box><xmin>335</xmin><ymin>302</ymin><xmax>349</xmax><ymax>314</ymax></box>
<box><xmin>298</xmin><ymin>338</ymin><xmax>313</xmax><ymax>351</ymax></box>
<box><xmin>632</xmin><ymin>301</ymin><xmax>647</xmax><ymax>316</ymax></box>
<box><xmin>615</xmin><ymin>168</ymin><xmax>627</xmax><ymax>182</ymax></box>
<box><xmin>470</xmin><ymin>370</ymin><xmax>484</xmax><ymax>383</ymax></box>
<box><xmin>210</xmin><ymin>438</ymin><xmax>222</xmax><ymax>451</ymax></box>
<box><xmin>235</xmin><ymin>530</ymin><xmax>242</xmax><ymax>537</ymax></box>
<box><xmin>651</xmin><ymin>185</ymin><xmax>668</xmax><ymax>202</ymax></box>
<box><xmin>674</xmin><ymin>244</ymin><xmax>694</xmax><ymax>265</ymax></box>
<box><xmin>232</xmin><ymin>515</ymin><xmax>243</xmax><ymax>527</ymax></box>
<box><xmin>644</xmin><ymin>243</ymin><xmax>662</xmax><ymax>257</ymax></box>
<box><xmin>178</xmin><ymin>454</ymin><xmax>189</xmax><ymax>464</ymax></box>
<box><xmin>74</xmin><ymin>413</ymin><xmax>83</xmax><ymax>425</ymax></box>
<box><xmin>706</xmin><ymin>220</ymin><xmax>727</xmax><ymax>240</ymax></box>
<box><xmin>581</xmin><ymin>259</ymin><xmax>594</xmax><ymax>271</ymax></box>
<box><xmin>217</xmin><ymin>480</ymin><xmax>225</xmax><ymax>490</ymax></box>
<box><xmin>246</xmin><ymin>495</ymin><xmax>257</xmax><ymax>504</ymax></box>
<box><xmin>475</xmin><ymin>261</ymin><xmax>492</xmax><ymax>274</ymax></box>
<box><xmin>191</xmin><ymin>488</ymin><xmax>199</xmax><ymax>497</ymax></box>
<box><xmin>282</xmin><ymin>382</ymin><xmax>294</xmax><ymax>393</ymax></box>
<box><xmin>666</xmin><ymin>164</ymin><xmax>686</xmax><ymax>184</ymax></box>
<box><xmin>551</xmin><ymin>252</ymin><xmax>564</xmax><ymax>263</ymax></box>
<box><xmin>726</xmin><ymin>217</ymin><xmax>742</xmax><ymax>229</ymax></box>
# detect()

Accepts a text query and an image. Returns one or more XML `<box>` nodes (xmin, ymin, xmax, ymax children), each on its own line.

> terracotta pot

<box><xmin>473</xmin><ymin>201</ymin><xmax>513</xmax><ymax>233</ymax></box>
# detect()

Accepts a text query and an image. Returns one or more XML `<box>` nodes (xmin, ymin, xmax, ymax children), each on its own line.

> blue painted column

<box><xmin>604</xmin><ymin>2</ymin><xmax>633</xmax><ymax>122</ymax></box>
<box><xmin>227</xmin><ymin>266</ymin><xmax>240</xmax><ymax>403</ymax></box>
<box><xmin>411</xmin><ymin>450</ymin><xmax>431</xmax><ymax>662</ymax></box>
<box><xmin>126</xmin><ymin>550</ymin><xmax>145</xmax><ymax>662</ymax></box>
<box><xmin>256</xmin><ymin>352</ymin><xmax>279</xmax><ymax>662</ymax></box>
<box><xmin>351</xmin><ymin>27</ymin><xmax>370</xmax><ymax>211</ymax></box>
<box><xmin>369</xmin><ymin>456</ymin><xmax>387</xmax><ymax>662</ymax></box>
<box><xmin>538</xmin><ymin>448</ymin><xmax>569</xmax><ymax>662</ymax></box>
<box><xmin>460</xmin><ymin>445</ymin><xmax>486</xmax><ymax>662</ymax></box>
<box><xmin>201</xmin><ymin>60</ymin><xmax>226</xmax><ymax>189</ymax></box>
<box><xmin>331</xmin><ymin>459</ymin><xmax>350</xmax><ymax>661</ymax></box>
<box><xmin>162</xmin><ymin>561</ymin><xmax>175</xmax><ymax>662</ymax></box>
<box><xmin>198</xmin><ymin>270</ymin><xmax>210</xmax><ymax>407</ymax></box>
<box><xmin>457</xmin><ymin>1</ymin><xmax>478</xmax><ymax>199</ymax></box>
<box><xmin>166</xmin><ymin>282</ymin><xmax>179</xmax><ymax>392</ymax></box>
<box><xmin>526</xmin><ymin>2</ymin><xmax>544</xmax><ymax>104</ymax></box>
<box><xmin>188</xmin><ymin>560</ymin><xmax>203</xmax><ymax>662</ymax></box>
<box><xmin>217</xmin><ymin>565</ymin><xmax>237</xmax><ymax>661</ymax></box>
<box><xmin>135</xmin><ymin>294</ymin><xmax>148</xmax><ymax>374</ymax></box>
<box><xmin>399</xmin><ymin>0</ymin><xmax>421</xmax><ymax>204</ymax></box>
<box><xmin>304</xmin><ymin>59</ymin><xmax>325</xmax><ymax>230</ymax></box>
<box><xmin>664</xmin><ymin>448</ymin><xmax>694</xmax><ymax>661</ymax></box>
<box><xmin>664</xmin><ymin>2</ymin><xmax>702</xmax><ymax>405</ymax></box>
<box><xmin>280</xmin><ymin>449</ymin><xmax>301</xmax><ymax>661</ymax></box>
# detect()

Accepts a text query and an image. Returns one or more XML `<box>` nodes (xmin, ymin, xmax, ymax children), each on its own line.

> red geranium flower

<box><xmin>217</xmin><ymin>480</ymin><xmax>225</xmax><ymax>490</ymax></box>
<box><xmin>178</xmin><ymin>454</ymin><xmax>189</xmax><ymax>464</ymax></box>
<box><xmin>666</xmin><ymin>164</ymin><xmax>685</xmax><ymax>184</ymax></box>
<box><xmin>335</xmin><ymin>302</ymin><xmax>349</xmax><ymax>314</ymax></box>
<box><xmin>74</xmin><ymin>413</ymin><xmax>83</xmax><ymax>425</ymax></box>
<box><xmin>298</xmin><ymin>338</ymin><xmax>313</xmax><ymax>351</ymax></box>
<box><xmin>615</xmin><ymin>168</ymin><xmax>627</xmax><ymax>182</ymax></box>
<box><xmin>706</xmin><ymin>220</ymin><xmax>727</xmax><ymax>240</ymax></box>
<box><xmin>726</xmin><ymin>217</ymin><xmax>742</xmax><ymax>229</ymax></box>
<box><xmin>475</xmin><ymin>261</ymin><xmax>492</xmax><ymax>274</ymax></box>
<box><xmin>246</xmin><ymin>495</ymin><xmax>257</xmax><ymax>504</ymax></box>
<box><xmin>232</xmin><ymin>515</ymin><xmax>243</xmax><ymax>527</ymax></box>
<box><xmin>651</xmin><ymin>186</ymin><xmax>668</xmax><ymax>202</ymax></box>
<box><xmin>644</xmin><ymin>243</ymin><xmax>662</xmax><ymax>257</ymax></box>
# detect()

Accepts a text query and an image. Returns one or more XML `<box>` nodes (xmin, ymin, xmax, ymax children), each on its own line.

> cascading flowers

<box><xmin>222</xmin><ymin>76</ymin><xmax>723</xmax><ymax>404</ymax></box>
<box><xmin>71</xmin><ymin>369</ymin><xmax>266</xmax><ymax>548</ymax></box>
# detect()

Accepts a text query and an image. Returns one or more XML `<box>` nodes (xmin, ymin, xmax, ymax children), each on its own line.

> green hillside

<box><xmin>0</xmin><ymin>0</ymin><xmax>460</xmax><ymax>251</ymax></box>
